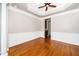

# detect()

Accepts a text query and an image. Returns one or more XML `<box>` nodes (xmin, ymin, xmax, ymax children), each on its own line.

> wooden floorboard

<box><xmin>8</xmin><ymin>37</ymin><xmax>79</xmax><ymax>56</ymax></box>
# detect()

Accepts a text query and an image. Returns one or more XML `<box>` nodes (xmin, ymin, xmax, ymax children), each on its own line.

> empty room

<box><xmin>1</xmin><ymin>3</ymin><xmax>79</xmax><ymax>56</ymax></box>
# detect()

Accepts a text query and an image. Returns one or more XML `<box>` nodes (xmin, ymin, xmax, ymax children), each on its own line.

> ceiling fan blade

<box><xmin>49</xmin><ymin>5</ymin><xmax>56</xmax><ymax>7</ymax></box>
<box><xmin>38</xmin><ymin>6</ymin><xmax>46</xmax><ymax>8</ymax></box>
<box><xmin>45</xmin><ymin>6</ymin><xmax>48</xmax><ymax>11</ymax></box>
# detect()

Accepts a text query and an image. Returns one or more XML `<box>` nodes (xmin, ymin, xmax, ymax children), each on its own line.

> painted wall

<box><xmin>51</xmin><ymin>32</ymin><xmax>79</xmax><ymax>46</ymax></box>
<box><xmin>9</xmin><ymin>32</ymin><xmax>79</xmax><ymax>47</ymax></box>
<box><xmin>8</xmin><ymin>31</ymin><xmax>43</xmax><ymax>47</ymax></box>
<box><xmin>41</xmin><ymin>9</ymin><xmax>79</xmax><ymax>33</ymax></box>
<box><xmin>8</xmin><ymin>7</ymin><xmax>42</xmax><ymax>47</ymax></box>
<box><xmin>51</xmin><ymin>9</ymin><xmax>79</xmax><ymax>33</ymax></box>
<box><xmin>8</xmin><ymin>7</ymin><xmax>79</xmax><ymax>47</ymax></box>
<box><xmin>8</xmin><ymin>8</ymin><xmax>41</xmax><ymax>33</ymax></box>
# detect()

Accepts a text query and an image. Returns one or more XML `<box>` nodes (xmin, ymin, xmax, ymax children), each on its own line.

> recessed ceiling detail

<box><xmin>26</xmin><ymin>3</ymin><xmax>72</xmax><ymax>16</ymax></box>
<box><xmin>9</xmin><ymin>3</ymin><xmax>74</xmax><ymax>17</ymax></box>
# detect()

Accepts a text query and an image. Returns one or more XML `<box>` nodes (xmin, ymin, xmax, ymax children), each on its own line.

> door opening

<box><xmin>45</xmin><ymin>18</ymin><xmax>51</xmax><ymax>39</ymax></box>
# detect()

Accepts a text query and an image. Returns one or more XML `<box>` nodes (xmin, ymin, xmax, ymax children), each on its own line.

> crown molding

<box><xmin>7</xmin><ymin>6</ymin><xmax>41</xmax><ymax>20</ymax></box>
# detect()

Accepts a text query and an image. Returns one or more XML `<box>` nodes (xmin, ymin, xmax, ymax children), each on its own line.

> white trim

<box><xmin>1</xmin><ymin>52</ymin><xmax>8</xmax><ymax>56</ymax></box>
<box><xmin>8</xmin><ymin>6</ymin><xmax>41</xmax><ymax>20</ymax></box>
<box><xmin>39</xmin><ymin>3</ymin><xmax>72</xmax><ymax>17</ymax></box>
<box><xmin>7</xmin><ymin>3</ymin><xmax>72</xmax><ymax>18</ymax></box>
<box><xmin>42</xmin><ymin>8</ymin><xmax>79</xmax><ymax>19</ymax></box>
<box><xmin>7</xmin><ymin>3</ymin><xmax>73</xmax><ymax>20</ymax></box>
<box><xmin>1</xmin><ymin>3</ymin><xmax>7</xmax><ymax>56</ymax></box>
<box><xmin>51</xmin><ymin>32</ymin><xmax>79</xmax><ymax>46</ymax></box>
<box><xmin>8</xmin><ymin>31</ymin><xmax>79</xmax><ymax>48</ymax></box>
<box><xmin>8</xmin><ymin>31</ymin><xmax>44</xmax><ymax>47</ymax></box>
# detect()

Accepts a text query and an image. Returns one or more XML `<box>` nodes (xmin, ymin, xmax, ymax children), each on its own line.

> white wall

<box><xmin>8</xmin><ymin>7</ymin><xmax>42</xmax><ymax>47</ymax></box>
<box><xmin>51</xmin><ymin>10</ymin><xmax>79</xmax><ymax>33</ymax></box>
<box><xmin>51</xmin><ymin>32</ymin><xmax>79</xmax><ymax>46</ymax></box>
<box><xmin>40</xmin><ymin>9</ymin><xmax>79</xmax><ymax>46</ymax></box>
<box><xmin>8</xmin><ymin>7</ymin><xmax>41</xmax><ymax>33</ymax></box>
<box><xmin>41</xmin><ymin>9</ymin><xmax>79</xmax><ymax>33</ymax></box>
<box><xmin>8</xmin><ymin>31</ymin><xmax>44</xmax><ymax>47</ymax></box>
<box><xmin>8</xmin><ymin>7</ymin><xmax>79</xmax><ymax>47</ymax></box>
<box><xmin>9</xmin><ymin>31</ymin><xmax>79</xmax><ymax>47</ymax></box>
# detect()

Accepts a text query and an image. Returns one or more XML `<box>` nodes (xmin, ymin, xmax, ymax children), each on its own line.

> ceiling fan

<box><xmin>38</xmin><ymin>3</ymin><xmax>56</xmax><ymax>11</ymax></box>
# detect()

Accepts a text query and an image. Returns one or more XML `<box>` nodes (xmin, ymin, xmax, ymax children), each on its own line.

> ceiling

<box><xmin>8</xmin><ymin>3</ymin><xmax>79</xmax><ymax>17</ymax></box>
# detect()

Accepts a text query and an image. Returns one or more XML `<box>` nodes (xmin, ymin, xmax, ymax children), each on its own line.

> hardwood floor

<box><xmin>8</xmin><ymin>37</ymin><xmax>79</xmax><ymax>56</ymax></box>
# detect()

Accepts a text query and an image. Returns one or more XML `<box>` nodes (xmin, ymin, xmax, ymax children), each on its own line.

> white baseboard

<box><xmin>0</xmin><ymin>49</ymin><xmax>9</xmax><ymax>56</ymax></box>
<box><xmin>1</xmin><ymin>52</ymin><xmax>8</xmax><ymax>56</ymax></box>
<box><xmin>8</xmin><ymin>31</ymin><xmax>79</xmax><ymax>48</ymax></box>
<box><xmin>8</xmin><ymin>31</ymin><xmax>44</xmax><ymax>47</ymax></box>
<box><xmin>51</xmin><ymin>32</ymin><xmax>79</xmax><ymax>46</ymax></box>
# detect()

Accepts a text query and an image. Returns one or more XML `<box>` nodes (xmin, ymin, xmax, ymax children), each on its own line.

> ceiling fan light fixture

<box><xmin>38</xmin><ymin>3</ymin><xmax>56</xmax><ymax>11</ymax></box>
